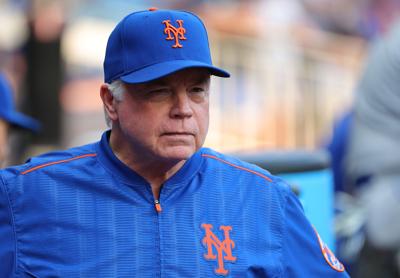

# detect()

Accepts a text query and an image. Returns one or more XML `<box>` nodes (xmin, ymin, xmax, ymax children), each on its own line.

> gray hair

<box><xmin>104</xmin><ymin>80</ymin><xmax>126</xmax><ymax>127</ymax></box>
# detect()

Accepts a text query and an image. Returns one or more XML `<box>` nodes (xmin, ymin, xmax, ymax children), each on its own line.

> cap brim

<box><xmin>1</xmin><ymin>111</ymin><xmax>41</xmax><ymax>132</ymax></box>
<box><xmin>120</xmin><ymin>60</ymin><xmax>230</xmax><ymax>84</ymax></box>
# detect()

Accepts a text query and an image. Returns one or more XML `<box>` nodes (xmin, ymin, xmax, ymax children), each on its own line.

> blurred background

<box><xmin>1</xmin><ymin>0</ymin><xmax>379</xmax><ymax>155</ymax></box>
<box><xmin>1</xmin><ymin>0</ymin><xmax>400</xmax><ymax>277</ymax></box>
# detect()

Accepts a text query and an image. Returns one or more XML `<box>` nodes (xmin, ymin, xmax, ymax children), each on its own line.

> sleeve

<box><xmin>0</xmin><ymin>175</ymin><xmax>16</xmax><ymax>276</ymax></box>
<box><xmin>282</xmin><ymin>188</ymin><xmax>350</xmax><ymax>277</ymax></box>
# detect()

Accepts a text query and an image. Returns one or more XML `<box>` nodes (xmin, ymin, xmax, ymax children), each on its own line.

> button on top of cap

<box><xmin>148</xmin><ymin>7</ymin><xmax>158</xmax><ymax>11</ymax></box>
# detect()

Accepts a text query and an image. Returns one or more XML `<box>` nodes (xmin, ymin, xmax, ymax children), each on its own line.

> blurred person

<box><xmin>330</xmin><ymin>19</ymin><xmax>400</xmax><ymax>277</ymax></box>
<box><xmin>25</xmin><ymin>0</ymin><xmax>64</xmax><ymax>146</ymax></box>
<box><xmin>0</xmin><ymin>8</ymin><xmax>349</xmax><ymax>277</ymax></box>
<box><xmin>0</xmin><ymin>73</ymin><xmax>40</xmax><ymax>167</ymax></box>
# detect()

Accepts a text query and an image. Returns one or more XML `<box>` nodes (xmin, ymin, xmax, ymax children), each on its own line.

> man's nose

<box><xmin>170</xmin><ymin>91</ymin><xmax>193</xmax><ymax>118</ymax></box>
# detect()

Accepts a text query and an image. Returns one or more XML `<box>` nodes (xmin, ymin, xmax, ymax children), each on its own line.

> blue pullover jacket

<box><xmin>0</xmin><ymin>131</ymin><xmax>349</xmax><ymax>277</ymax></box>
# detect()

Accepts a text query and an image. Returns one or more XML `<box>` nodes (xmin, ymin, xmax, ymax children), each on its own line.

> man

<box><xmin>0</xmin><ymin>73</ymin><xmax>40</xmax><ymax>167</ymax></box>
<box><xmin>0</xmin><ymin>8</ymin><xmax>349</xmax><ymax>277</ymax></box>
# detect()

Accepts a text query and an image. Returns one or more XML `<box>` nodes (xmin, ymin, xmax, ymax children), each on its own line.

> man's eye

<box><xmin>189</xmin><ymin>87</ymin><xmax>208</xmax><ymax>96</ymax></box>
<box><xmin>191</xmin><ymin>87</ymin><xmax>204</xmax><ymax>93</ymax></box>
<box><xmin>149</xmin><ymin>88</ymin><xmax>169</xmax><ymax>94</ymax></box>
<box><xmin>146</xmin><ymin>89</ymin><xmax>171</xmax><ymax>100</ymax></box>
<box><xmin>189</xmin><ymin>87</ymin><xmax>208</xmax><ymax>102</ymax></box>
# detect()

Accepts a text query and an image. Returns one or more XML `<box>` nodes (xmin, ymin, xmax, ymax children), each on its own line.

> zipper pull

<box><xmin>154</xmin><ymin>199</ymin><xmax>162</xmax><ymax>213</ymax></box>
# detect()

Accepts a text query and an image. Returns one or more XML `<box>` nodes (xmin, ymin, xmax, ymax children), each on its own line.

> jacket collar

<box><xmin>95</xmin><ymin>130</ymin><xmax>204</xmax><ymax>188</ymax></box>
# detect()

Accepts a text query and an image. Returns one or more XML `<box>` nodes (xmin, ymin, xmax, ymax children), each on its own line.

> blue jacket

<box><xmin>0</xmin><ymin>131</ymin><xmax>349</xmax><ymax>277</ymax></box>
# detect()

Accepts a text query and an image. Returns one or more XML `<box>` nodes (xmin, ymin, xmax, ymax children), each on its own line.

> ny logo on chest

<box><xmin>201</xmin><ymin>223</ymin><xmax>237</xmax><ymax>275</ymax></box>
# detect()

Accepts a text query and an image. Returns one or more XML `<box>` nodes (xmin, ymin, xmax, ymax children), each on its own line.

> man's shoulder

<box><xmin>0</xmin><ymin>142</ymin><xmax>99</xmax><ymax>182</ymax></box>
<box><xmin>200</xmin><ymin>148</ymin><xmax>291</xmax><ymax>191</ymax></box>
<box><xmin>201</xmin><ymin>148</ymin><xmax>267</xmax><ymax>172</ymax></box>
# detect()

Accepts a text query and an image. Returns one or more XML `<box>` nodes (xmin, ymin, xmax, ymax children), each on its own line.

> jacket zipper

<box><xmin>154</xmin><ymin>199</ymin><xmax>162</xmax><ymax>213</ymax></box>
<box><xmin>154</xmin><ymin>189</ymin><xmax>163</xmax><ymax>277</ymax></box>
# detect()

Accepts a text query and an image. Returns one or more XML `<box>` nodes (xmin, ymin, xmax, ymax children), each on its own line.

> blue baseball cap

<box><xmin>103</xmin><ymin>8</ymin><xmax>230</xmax><ymax>84</ymax></box>
<box><xmin>0</xmin><ymin>73</ymin><xmax>40</xmax><ymax>132</ymax></box>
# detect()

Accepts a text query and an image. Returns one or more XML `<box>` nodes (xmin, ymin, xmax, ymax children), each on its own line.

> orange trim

<box><xmin>21</xmin><ymin>153</ymin><xmax>97</xmax><ymax>175</ymax></box>
<box><xmin>201</xmin><ymin>154</ymin><xmax>272</xmax><ymax>182</ymax></box>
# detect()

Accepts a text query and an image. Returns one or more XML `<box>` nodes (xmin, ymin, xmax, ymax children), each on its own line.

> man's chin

<box><xmin>160</xmin><ymin>146</ymin><xmax>197</xmax><ymax>161</ymax></box>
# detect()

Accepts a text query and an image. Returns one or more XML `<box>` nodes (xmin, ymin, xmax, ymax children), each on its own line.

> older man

<box><xmin>0</xmin><ymin>8</ymin><xmax>349</xmax><ymax>277</ymax></box>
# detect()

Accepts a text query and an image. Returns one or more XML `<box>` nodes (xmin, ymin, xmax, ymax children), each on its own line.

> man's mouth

<box><xmin>162</xmin><ymin>132</ymin><xmax>194</xmax><ymax>136</ymax></box>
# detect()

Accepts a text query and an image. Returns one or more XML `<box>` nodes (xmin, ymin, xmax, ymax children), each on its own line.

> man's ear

<box><xmin>100</xmin><ymin>84</ymin><xmax>118</xmax><ymax>121</ymax></box>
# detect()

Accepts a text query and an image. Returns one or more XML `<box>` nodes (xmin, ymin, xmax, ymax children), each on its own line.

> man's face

<box><xmin>0</xmin><ymin>119</ymin><xmax>9</xmax><ymax>167</ymax></box>
<box><xmin>112</xmin><ymin>68</ymin><xmax>210</xmax><ymax>163</ymax></box>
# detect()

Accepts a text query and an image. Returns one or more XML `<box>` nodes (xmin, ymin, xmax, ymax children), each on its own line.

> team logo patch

<box><xmin>162</xmin><ymin>19</ymin><xmax>186</xmax><ymax>48</ymax></box>
<box><xmin>201</xmin><ymin>223</ymin><xmax>237</xmax><ymax>276</ymax></box>
<box><xmin>314</xmin><ymin>229</ymin><xmax>345</xmax><ymax>272</ymax></box>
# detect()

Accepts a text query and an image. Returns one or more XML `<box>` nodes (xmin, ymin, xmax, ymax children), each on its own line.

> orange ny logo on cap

<box><xmin>162</xmin><ymin>19</ymin><xmax>186</xmax><ymax>48</ymax></box>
